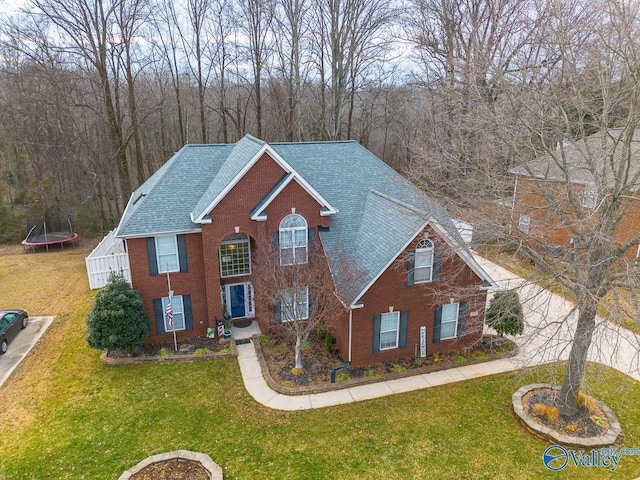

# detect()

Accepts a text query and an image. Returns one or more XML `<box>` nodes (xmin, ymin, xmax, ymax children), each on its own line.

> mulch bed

<box><xmin>522</xmin><ymin>388</ymin><xmax>608</xmax><ymax>438</ymax></box>
<box><xmin>107</xmin><ymin>336</ymin><xmax>231</xmax><ymax>358</ymax></box>
<box><xmin>261</xmin><ymin>332</ymin><xmax>515</xmax><ymax>388</ymax></box>
<box><xmin>130</xmin><ymin>458</ymin><xmax>209</xmax><ymax>480</ymax></box>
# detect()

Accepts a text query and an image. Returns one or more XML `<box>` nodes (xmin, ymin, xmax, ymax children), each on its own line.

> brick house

<box><xmin>115</xmin><ymin>135</ymin><xmax>496</xmax><ymax>366</ymax></box>
<box><xmin>510</xmin><ymin>129</ymin><xmax>640</xmax><ymax>261</ymax></box>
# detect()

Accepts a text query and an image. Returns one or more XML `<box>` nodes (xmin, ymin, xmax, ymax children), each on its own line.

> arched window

<box><xmin>219</xmin><ymin>233</ymin><xmax>251</xmax><ymax>277</ymax></box>
<box><xmin>414</xmin><ymin>239</ymin><xmax>434</xmax><ymax>283</ymax></box>
<box><xmin>279</xmin><ymin>214</ymin><xmax>308</xmax><ymax>265</ymax></box>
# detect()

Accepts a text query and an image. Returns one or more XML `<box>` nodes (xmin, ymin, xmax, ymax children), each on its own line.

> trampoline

<box><xmin>22</xmin><ymin>219</ymin><xmax>78</xmax><ymax>252</ymax></box>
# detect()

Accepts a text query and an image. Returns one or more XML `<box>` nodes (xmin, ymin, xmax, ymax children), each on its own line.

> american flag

<box><xmin>166</xmin><ymin>299</ymin><xmax>174</xmax><ymax>328</ymax></box>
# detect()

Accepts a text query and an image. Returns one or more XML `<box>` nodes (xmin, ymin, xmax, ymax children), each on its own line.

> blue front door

<box><xmin>228</xmin><ymin>284</ymin><xmax>246</xmax><ymax>318</ymax></box>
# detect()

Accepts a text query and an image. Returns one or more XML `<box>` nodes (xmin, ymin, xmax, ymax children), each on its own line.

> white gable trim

<box><xmin>350</xmin><ymin>219</ymin><xmax>497</xmax><ymax>305</ymax></box>
<box><xmin>193</xmin><ymin>142</ymin><xmax>337</xmax><ymax>223</ymax></box>
<box><xmin>427</xmin><ymin>219</ymin><xmax>498</xmax><ymax>290</ymax></box>
<box><xmin>250</xmin><ymin>173</ymin><xmax>338</xmax><ymax>221</ymax></box>
<box><xmin>351</xmin><ymin>220</ymin><xmax>429</xmax><ymax>306</ymax></box>
<box><xmin>115</xmin><ymin>191</ymin><xmax>136</xmax><ymax>238</ymax></box>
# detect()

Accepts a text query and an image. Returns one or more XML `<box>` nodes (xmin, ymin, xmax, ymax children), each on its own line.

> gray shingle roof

<box><xmin>509</xmin><ymin>128</ymin><xmax>640</xmax><ymax>188</ymax></box>
<box><xmin>117</xmin><ymin>136</ymin><xmax>494</xmax><ymax>303</ymax></box>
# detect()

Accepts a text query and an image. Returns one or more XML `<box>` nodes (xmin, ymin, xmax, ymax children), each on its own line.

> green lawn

<box><xmin>1</xmin><ymin>245</ymin><xmax>639</xmax><ymax>479</ymax></box>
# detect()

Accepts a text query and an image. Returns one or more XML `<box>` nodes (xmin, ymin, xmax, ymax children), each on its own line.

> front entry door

<box><xmin>225</xmin><ymin>282</ymin><xmax>255</xmax><ymax>319</ymax></box>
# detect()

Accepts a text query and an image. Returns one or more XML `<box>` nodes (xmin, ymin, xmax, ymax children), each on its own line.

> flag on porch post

<box><xmin>166</xmin><ymin>299</ymin><xmax>174</xmax><ymax>328</ymax></box>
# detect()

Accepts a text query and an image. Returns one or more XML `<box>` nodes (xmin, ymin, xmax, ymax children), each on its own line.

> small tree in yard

<box><xmin>486</xmin><ymin>290</ymin><xmax>524</xmax><ymax>337</ymax></box>
<box><xmin>253</xmin><ymin>238</ymin><xmax>347</xmax><ymax>371</ymax></box>
<box><xmin>86</xmin><ymin>272</ymin><xmax>150</xmax><ymax>352</ymax></box>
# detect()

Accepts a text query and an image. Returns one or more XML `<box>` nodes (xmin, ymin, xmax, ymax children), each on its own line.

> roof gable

<box><xmin>191</xmin><ymin>136</ymin><xmax>337</xmax><ymax>222</ymax></box>
<box><xmin>116</xmin><ymin>135</ymin><xmax>495</xmax><ymax>296</ymax></box>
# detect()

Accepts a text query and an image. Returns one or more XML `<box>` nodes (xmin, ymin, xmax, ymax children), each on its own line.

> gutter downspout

<box><xmin>348</xmin><ymin>307</ymin><xmax>353</xmax><ymax>363</ymax></box>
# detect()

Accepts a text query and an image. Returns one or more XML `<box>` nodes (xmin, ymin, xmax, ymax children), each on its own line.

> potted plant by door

<box><xmin>223</xmin><ymin>311</ymin><xmax>232</xmax><ymax>339</ymax></box>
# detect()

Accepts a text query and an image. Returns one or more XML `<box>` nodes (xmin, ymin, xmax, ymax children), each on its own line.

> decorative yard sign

<box><xmin>420</xmin><ymin>326</ymin><xmax>426</xmax><ymax>358</ymax></box>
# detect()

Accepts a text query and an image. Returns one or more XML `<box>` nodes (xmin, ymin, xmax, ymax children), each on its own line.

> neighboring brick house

<box><xmin>115</xmin><ymin>135</ymin><xmax>496</xmax><ymax>366</ymax></box>
<box><xmin>510</xmin><ymin>129</ymin><xmax>640</xmax><ymax>261</ymax></box>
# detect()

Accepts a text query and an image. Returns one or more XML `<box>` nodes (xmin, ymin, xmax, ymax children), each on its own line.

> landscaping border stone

<box><xmin>512</xmin><ymin>383</ymin><xmax>622</xmax><ymax>449</ymax></box>
<box><xmin>100</xmin><ymin>339</ymin><xmax>236</xmax><ymax>365</ymax></box>
<box><xmin>118</xmin><ymin>450</ymin><xmax>223</xmax><ymax>480</ymax></box>
<box><xmin>254</xmin><ymin>335</ymin><xmax>518</xmax><ymax>396</ymax></box>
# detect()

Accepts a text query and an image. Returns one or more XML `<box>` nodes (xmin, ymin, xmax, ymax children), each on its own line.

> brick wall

<box><xmin>513</xmin><ymin>176</ymin><xmax>640</xmax><ymax>260</ymax></box>
<box><xmin>338</xmin><ymin>225</ymin><xmax>488</xmax><ymax>367</ymax></box>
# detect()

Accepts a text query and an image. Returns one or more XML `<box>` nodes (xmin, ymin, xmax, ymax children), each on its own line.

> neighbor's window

<box><xmin>414</xmin><ymin>239</ymin><xmax>434</xmax><ymax>283</ymax></box>
<box><xmin>156</xmin><ymin>235</ymin><xmax>179</xmax><ymax>273</ymax></box>
<box><xmin>219</xmin><ymin>233</ymin><xmax>251</xmax><ymax>277</ymax></box>
<box><xmin>279</xmin><ymin>214</ymin><xmax>308</xmax><ymax>265</ymax></box>
<box><xmin>280</xmin><ymin>286</ymin><xmax>309</xmax><ymax>322</ymax></box>
<box><xmin>440</xmin><ymin>302</ymin><xmax>460</xmax><ymax>340</ymax></box>
<box><xmin>162</xmin><ymin>295</ymin><xmax>185</xmax><ymax>331</ymax></box>
<box><xmin>518</xmin><ymin>214</ymin><xmax>530</xmax><ymax>234</ymax></box>
<box><xmin>582</xmin><ymin>185</ymin><xmax>598</xmax><ymax>209</ymax></box>
<box><xmin>380</xmin><ymin>311</ymin><xmax>400</xmax><ymax>350</ymax></box>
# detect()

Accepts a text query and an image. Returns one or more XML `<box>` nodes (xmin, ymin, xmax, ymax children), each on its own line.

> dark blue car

<box><xmin>0</xmin><ymin>310</ymin><xmax>29</xmax><ymax>354</ymax></box>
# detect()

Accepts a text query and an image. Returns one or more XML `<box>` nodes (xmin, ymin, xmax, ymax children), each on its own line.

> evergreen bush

<box><xmin>486</xmin><ymin>290</ymin><xmax>525</xmax><ymax>336</ymax></box>
<box><xmin>86</xmin><ymin>272</ymin><xmax>150</xmax><ymax>352</ymax></box>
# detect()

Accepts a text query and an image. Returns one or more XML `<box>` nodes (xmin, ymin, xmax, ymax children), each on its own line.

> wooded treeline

<box><xmin>0</xmin><ymin>0</ymin><xmax>636</xmax><ymax>239</ymax></box>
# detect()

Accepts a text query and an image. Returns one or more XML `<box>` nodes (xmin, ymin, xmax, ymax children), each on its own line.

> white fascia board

<box><xmin>429</xmin><ymin>219</ymin><xmax>499</xmax><ymax>289</ymax></box>
<box><xmin>249</xmin><ymin>173</ymin><xmax>295</xmax><ymax>221</ymax></box>
<box><xmin>114</xmin><ymin>192</ymin><xmax>136</xmax><ymax>238</ymax></box>
<box><xmin>351</xmin><ymin>220</ymin><xmax>429</xmax><ymax>306</ymax></box>
<box><xmin>118</xmin><ymin>227</ymin><xmax>202</xmax><ymax>240</ymax></box>
<box><xmin>250</xmin><ymin>173</ymin><xmax>338</xmax><ymax>220</ymax></box>
<box><xmin>193</xmin><ymin>143</ymin><xmax>272</xmax><ymax>223</ymax></box>
<box><xmin>265</xmin><ymin>145</ymin><xmax>338</xmax><ymax>215</ymax></box>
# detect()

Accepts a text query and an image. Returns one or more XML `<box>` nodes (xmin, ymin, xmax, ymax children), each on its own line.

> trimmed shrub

<box><xmin>86</xmin><ymin>272</ymin><xmax>150</xmax><ymax>352</ymax></box>
<box><xmin>486</xmin><ymin>290</ymin><xmax>525</xmax><ymax>336</ymax></box>
<box><xmin>324</xmin><ymin>332</ymin><xmax>333</xmax><ymax>353</ymax></box>
<box><xmin>532</xmin><ymin>403</ymin><xmax>560</xmax><ymax>423</ymax></box>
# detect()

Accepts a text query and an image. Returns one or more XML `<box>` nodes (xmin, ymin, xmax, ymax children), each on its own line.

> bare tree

<box><xmin>26</xmin><ymin>0</ymin><xmax>134</xmax><ymax>206</ymax></box>
<box><xmin>253</xmin><ymin>239</ymin><xmax>346</xmax><ymax>370</ymax></box>
<box><xmin>310</xmin><ymin>0</ymin><xmax>397</xmax><ymax>140</ymax></box>
<box><xmin>410</xmin><ymin>0</ymin><xmax>640</xmax><ymax>417</ymax></box>
<box><xmin>238</xmin><ymin>0</ymin><xmax>275</xmax><ymax>139</ymax></box>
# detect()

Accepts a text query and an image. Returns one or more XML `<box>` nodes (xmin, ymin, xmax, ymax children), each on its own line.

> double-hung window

<box><xmin>280</xmin><ymin>286</ymin><xmax>309</xmax><ymax>322</ymax></box>
<box><xmin>279</xmin><ymin>214</ymin><xmax>308</xmax><ymax>265</ymax></box>
<box><xmin>440</xmin><ymin>302</ymin><xmax>459</xmax><ymax>340</ymax></box>
<box><xmin>156</xmin><ymin>236</ymin><xmax>179</xmax><ymax>273</ymax></box>
<box><xmin>380</xmin><ymin>311</ymin><xmax>400</xmax><ymax>350</ymax></box>
<box><xmin>220</xmin><ymin>233</ymin><xmax>251</xmax><ymax>277</ymax></box>
<box><xmin>162</xmin><ymin>295</ymin><xmax>185</xmax><ymax>331</ymax></box>
<box><xmin>414</xmin><ymin>239</ymin><xmax>434</xmax><ymax>283</ymax></box>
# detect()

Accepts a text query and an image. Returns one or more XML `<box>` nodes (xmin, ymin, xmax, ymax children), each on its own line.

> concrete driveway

<box><xmin>0</xmin><ymin>316</ymin><xmax>54</xmax><ymax>388</ymax></box>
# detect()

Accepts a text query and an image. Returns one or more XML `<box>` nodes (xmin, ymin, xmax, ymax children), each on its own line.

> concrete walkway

<box><xmin>237</xmin><ymin>257</ymin><xmax>640</xmax><ymax>411</ymax></box>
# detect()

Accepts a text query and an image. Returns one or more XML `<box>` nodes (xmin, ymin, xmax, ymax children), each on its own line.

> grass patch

<box><xmin>1</xmin><ymin>246</ymin><xmax>640</xmax><ymax>479</ymax></box>
<box><xmin>194</xmin><ymin>348</ymin><xmax>213</xmax><ymax>356</ymax></box>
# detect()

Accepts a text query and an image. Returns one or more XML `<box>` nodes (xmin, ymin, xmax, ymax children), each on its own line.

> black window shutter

<box><xmin>433</xmin><ymin>250</ymin><xmax>442</xmax><ymax>282</ymax></box>
<box><xmin>147</xmin><ymin>237</ymin><xmax>158</xmax><ymax>276</ymax></box>
<box><xmin>183</xmin><ymin>294</ymin><xmax>193</xmax><ymax>330</ymax></box>
<box><xmin>274</xmin><ymin>298</ymin><xmax>282</xmax><ymax>324</ymax></box>
<box><xmin>153</xmin><ymin>298</ymin><xmax>165</xmax><ymax>334</ymax></box>
<box><xmin>406</xmin><ymin>252</ymin><xmax>415</xmax><ymax>286</ymax></box>
<box><xmin>399</xmin><ymin>311</ymin><xmax>409</xmax><ymax>349</ymax></box>
<box><xmin>272</xmin><ymin>231</ymin><xmax>279</xmax><ymax>253</ymax></box>
<box><xmin>308</xmin><ymin>227</ymin><xmax>316</xmax><ymax>257</ymax></box>
<box><xmin>177</xmin><ymin>235</ymin><xmax>188</xmax><ymax>272</ymax></box>
<box><xmin>457</xmin><ymin>302</ymin><xmax>468</xmax><ymax>338</ymax></box>
<box><xmin>433</xmin><ymin>306</ymin><xmax>442</xmax><ymax>343</ymax></box>
<box><xmin>372</xmin><ymin>314</ymin><xmax>382</xmax><ymax>353</ymax></box>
